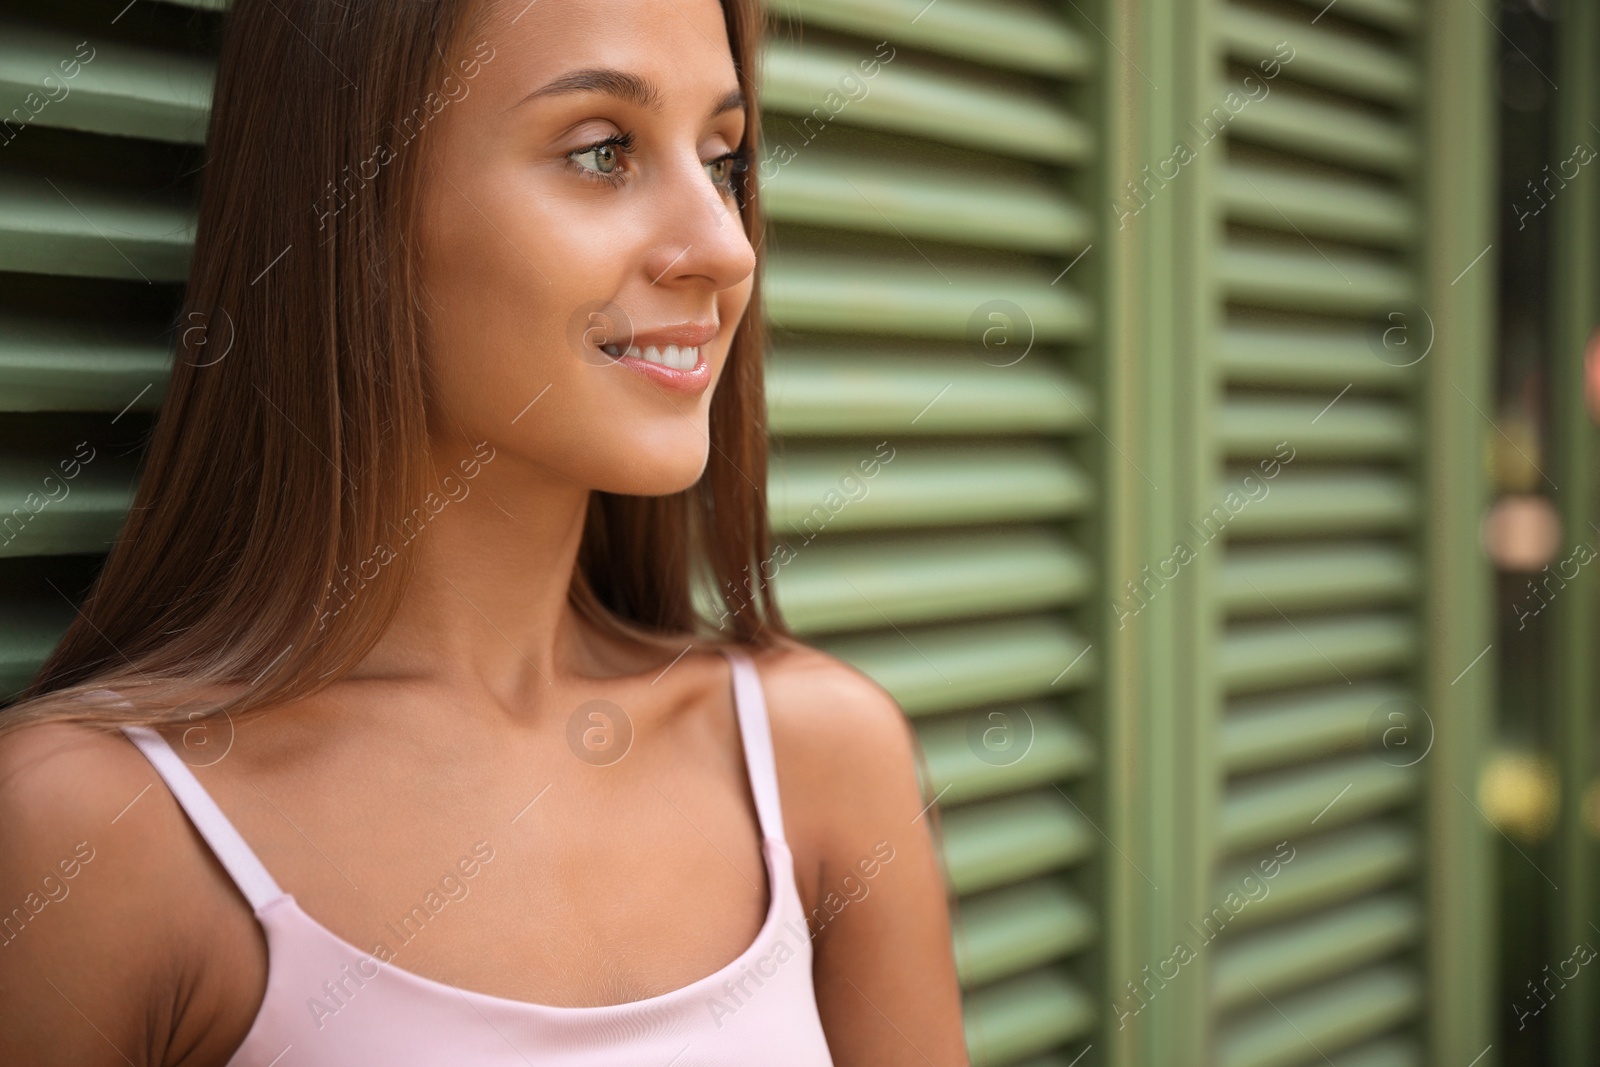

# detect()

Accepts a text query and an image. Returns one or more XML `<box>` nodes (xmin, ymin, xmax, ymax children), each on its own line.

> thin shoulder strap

<box><xmin>119</xmin><ymin>724</ymin><xmax>286</xmax><ymax>910</ymax></box>
<box><xmin>720</xmin><ymin>646</ymin><xmax>786</xmax><ymax>845</ymax></box>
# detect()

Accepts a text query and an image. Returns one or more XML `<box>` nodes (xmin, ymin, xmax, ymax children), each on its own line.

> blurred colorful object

<box><xmin>1482</xmin><ymin>493</ymin><xmax>1562</xmax><ymax>571</ymax></box>
<box><xmin>1480</xmin><ymin>749</ymin><xmax>1560</xmax><ymax>843</ymax></box>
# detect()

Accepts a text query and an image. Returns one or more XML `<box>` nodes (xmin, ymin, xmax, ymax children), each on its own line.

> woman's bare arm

<box><xmin>762</xmin><ymin>651</ymin><xmax>971</xmax><ymax>1066</ymax></box>
<box><xmin>0</xmin><ymin>723</ymin><xmax>217</xmax><ymax>1067</ymax></box>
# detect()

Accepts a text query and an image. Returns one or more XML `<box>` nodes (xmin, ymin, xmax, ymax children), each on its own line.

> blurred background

<box><xmin>0</xmin><ymin>0</ymin><xmax>1594</xmax><ymax>1064</ymax></box>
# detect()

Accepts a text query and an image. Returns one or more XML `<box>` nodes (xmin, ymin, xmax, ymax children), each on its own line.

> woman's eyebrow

<box><xmin>511</xmin><ymin>66</ymin><xmax>745</xmax><ymax>120</ymax></box>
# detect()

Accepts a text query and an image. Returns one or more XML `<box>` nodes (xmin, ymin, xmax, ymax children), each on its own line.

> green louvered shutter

<box><xmin>755</xmin><ymin>3</ymin><xmax>1100</xmax><ymax>1063</ymax></box>
<box><xmin>0</xmin><ymin>0</ymin><xmax>220</xmax><ymax>698</ymax></box>
<box><xmin>5</xmin><ymin>10</ymin><xmax>1111</xmax><ymax>1061</ymax></box>
<box><xmin>7</xmin><ymin>3</ymin><xmax>1112</xmax><ymax>1059</ymax></box>
<box><xmin>1200</xmin><ymin>2</ymin><xmax>1491</xmax><ymax>1065</ymax></box>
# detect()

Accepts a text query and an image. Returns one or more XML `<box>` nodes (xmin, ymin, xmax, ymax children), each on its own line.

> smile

<box><xmin>601</xmin><ymin>343</ymin><xmax>701</xmax><ymax>371</ymax></box>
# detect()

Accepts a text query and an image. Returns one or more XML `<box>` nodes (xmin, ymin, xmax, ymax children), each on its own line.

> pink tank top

<box><xmin>118</xmin><ymin>647</ymin><xmax>837</xmax><ymax>1066</ymax></box>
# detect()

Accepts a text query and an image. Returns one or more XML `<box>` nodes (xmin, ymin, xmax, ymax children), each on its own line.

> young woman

<box><xmin>0</xmin><ymin>1</ymin><xmax>969</xmax><ymax>1064</ymax></box>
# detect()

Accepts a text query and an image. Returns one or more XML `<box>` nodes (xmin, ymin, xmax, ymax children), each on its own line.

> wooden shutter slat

<box><xmin>1216</xmin><ymin>965</ymin><xmax>1421</xmax><ymax>1067</ymax></box>
<box><xmin>817</xmin><ymin>615</ymin><xmax>1096</xmax><ymax>715</ymax></box>
<box><xmin>1228</xmin><ymin>89</ymin><xmax>1413</xmax><ymax>174</ymax></box>
<box><xmin>761</xmin><ymin>41</ymin><xmax>1091</xmax><ymax>163</ymax></box>
<box><xmin>1219</xmin><ymin>326</ymin><xmax>1416</xmax><ymax>390</ymax></box>
<box><xmin>955</xmin><ymin>878</ymin><xmax>1096</xmax><ymax>988</ymax></box>
<box><xmin>767</xmin><ymin>348</ymin><xmax>1095</xmax><ymax>436</ymax></box>
<box><xmin>1222</xmin><ymin>472</ymin><xmax>1415</xmax><ymax>537</ymax></box>
<box><xmin>941</xmin><ymin>791</ymin><xmax>1094</xmax><ymax>895</ymax></box>
<box><xmin>1221</xmin><ymin>7</ymin><xmax>1417</xmax><ymax>104</ymax></box>
<box><xmin>772</xmin><ymin>0</ymin><xmax>1093</xmax><ymax>77</ymax></box>
<box><xmin>0</xmin><ymin>312</ymin><xmax>170</xmax><ymax>413</ymax></box>
<box><xmin>770</xmin><ymin>444</ymin><xmax>1093</xmax><ymax>531</ymax></box>
<box><xmin>1220</xmin><ymin>397</ymin><xmax>1415</xmax><ymax>459</ymax></box>
<box><xmin>962</xmin><ymin>968</ymin><xmax>1096</xmax><ymax>1065</ymax></box>
<box><xmin>0</xmin><ymin>171</ymin><xmax>192</xmax><ymax>280</ymax></box>
<box><xmin>774</xmin><ymin>529</ymin><xmax>1092</xmax><ymax>631</ymax></box>
<box><xmin>1220</xmin><ymin>756</ymin><xmax>1419</xmax><ymax>852</ymax></box>
<box><xmin>920</xmin><ymin>704</ymin><xmax>1094</xmax><ymax>804</ymax></box>
<box><xmin>1221</xmin><ymin>545</ymin><xmax>1416</xmax><ymax>616</ymax></box>
<box><xmin>766</xmin><ymin>253</ymin><xmax>1090</xmax><ymax>339</ymax></box>
<box><xmin>1220</xmin><ymin>684</ymin><xmax>1406</xmax><ymax>775</ymax></box>
<box><xmin>0</xmin><ymin>19</ymin><xmax>212</xmax><ymax>143</ymax></box>
<box><xmin>1216</xmin><ymin>824</ymin><xmax>1416</xmax><ymax>933</ymax></box>
<box><xmin>1221</xmin><ymin>246</ymin><xmax>1416</xmax><ymax>313</ymax></box>
<box><xmin>1220</xmin><ymin>614</ymin><xmax>1416</xmax><ymax>694</ymax></box>
<box><xmin>1221</xmin><ymin>163</ymin><xmax>1416</xmax><ymax>246</ymax></box>
<box><xmin>1212</xmin><ymin>896</ymin><xmax>1421</xmax><ymax>1010</ymax></box>
<box><xmin>763</xmin><ymin>145</ymin><xmax>1091</xmax><ymax>252</ymax></box>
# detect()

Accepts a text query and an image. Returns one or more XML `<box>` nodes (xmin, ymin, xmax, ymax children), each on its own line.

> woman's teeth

<box><xmin>600</xmin><ymin>343</ymin><xmax>700</xmax><ymax>370</ymax></box>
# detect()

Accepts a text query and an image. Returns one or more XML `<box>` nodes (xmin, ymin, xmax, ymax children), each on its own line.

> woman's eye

<box><xmin>567</xmin><ymin>131</ymin><xmax>635</xmax><ymax>185</ymax></box>
<box><xmin>566</xmin><ymin>134</ymin><xmax>747</xmax><ymax>198</ymax></box>
<box><xmin>708</xmin><ymin>149</ymin><xmax>749</xmax><ymax>199</ymax></box>
<box><xmin>578</xmin><ymin>144</ymin><xmax>622</xmax><ymax>175</ymax></box>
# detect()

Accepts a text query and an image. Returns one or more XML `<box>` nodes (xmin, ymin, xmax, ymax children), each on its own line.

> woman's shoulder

<box><xmin>0</xmin><ymin>717</ymin><xmax>241</xmax><ymax>1063</ymax></box>
<box><xmin>0</xmin><ymin>715</ymin><xmax>204</xmax><ymax>936</ymax></box>
<box><xmin>743</xmin><ymin>638</ymin><xmax>910</xmax><ymax>741</ymax></box>
<box><xmin>736</xmin><ymin>638</ymin><xmax>926</xmax><ymax>856</ymax></box>
<box><xmin>0</xmin><ymin>698</ymin><xmax>236</xmax><ymax>832</ymax></box>
<box><xmin>0</xmin><ymin>716</ymin><xmax>162</xmax><ymax>838</ymax></box>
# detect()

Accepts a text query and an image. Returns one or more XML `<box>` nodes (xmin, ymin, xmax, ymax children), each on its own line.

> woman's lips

<box><xmin>599</xmin><ymin>342</ymin><xmax>712</xmax><ymax>394</ymax></box>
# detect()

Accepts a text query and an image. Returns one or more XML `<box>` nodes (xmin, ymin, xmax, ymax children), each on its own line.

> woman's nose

<box><xmin>643</xmin><ymin>154</ymin><xmax>756</xmax><ymax>291</ymax></box>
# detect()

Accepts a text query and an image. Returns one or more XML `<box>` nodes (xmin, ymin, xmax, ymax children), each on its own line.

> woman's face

<box><xmin>415</xmin><ymin>0</ymin><xmax>756</xmax><ymax>496</ymax></box>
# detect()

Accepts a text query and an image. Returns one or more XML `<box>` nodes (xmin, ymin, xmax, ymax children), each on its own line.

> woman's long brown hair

<box><xmin>1</xmin><ymin>0</ymin><xmax>789</xmax><ymax>737</ymax></box>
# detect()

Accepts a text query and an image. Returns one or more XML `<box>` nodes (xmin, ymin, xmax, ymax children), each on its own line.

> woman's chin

<box><xmin>597</xmin><ymin>450</ymin><xmax>711</xmax><ymax>497</ymax></box>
